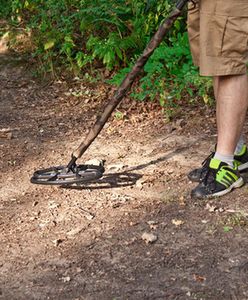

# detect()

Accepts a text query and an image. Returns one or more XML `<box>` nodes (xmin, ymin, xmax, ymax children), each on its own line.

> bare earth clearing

<box><xmin>0</xmin><ymin>54</ymin><xmax>248</xmax><ymax>300</ymax></box>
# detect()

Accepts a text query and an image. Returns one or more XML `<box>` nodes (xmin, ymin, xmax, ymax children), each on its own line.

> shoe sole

<box><xmin>238</xmin><ymin>162</ymin><xmax>248</xmax><ymax>172</ymax></box>
<box><xmin>207</xmin><ymin>177</ymin><xmax>244</xmax><ymax>198</ymax></box>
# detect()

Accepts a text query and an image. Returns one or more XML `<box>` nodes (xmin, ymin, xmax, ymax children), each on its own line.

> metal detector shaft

<box><xmin>71</xmin><ymin>0</ymin><xmax>188</xmax><ymax>162</ymax></box>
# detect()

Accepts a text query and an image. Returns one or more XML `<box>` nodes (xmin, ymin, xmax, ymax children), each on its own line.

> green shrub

<box><xmin>110</xmin><ymin>31</ymin><xmax>213</xmax><ymax>118</ymax></box>
<box><xmin>3</xmin><ymin>0</ymin><xmax>212</xmax><ymax>113</ymax></box>
<box><xmin>8</xmin><ymin>0</ymin><xmax>184</xmax><ymax>71</ymax></box>
<box><xmin>0</xmin><ymin>0</ymin><xmax>12</xmax><ymax>18</ymax></box>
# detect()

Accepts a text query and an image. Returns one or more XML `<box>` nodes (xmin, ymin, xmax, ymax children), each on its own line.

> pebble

<box><xmin>141</xmin><ymin>232</ymin><xmax>158</xmax><ymax>244</ymax></box>
<box><xmin>61</xmin><ymin>276</ymin><xmax>71</xmax><ymax>283</ymax></box>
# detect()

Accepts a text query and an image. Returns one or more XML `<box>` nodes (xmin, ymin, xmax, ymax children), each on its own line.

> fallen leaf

<box><xmin>147</xmin><ymin>220</ymin><xmax>158</xmax><ymax>230</ymax></box>
<box><xmin>172</xmin><ymin>219</ymin><xmax>184</xmax><ymax>227</ymax></box>
<box><xmin>66</xmin><ymin>226</ymin><xmax>85</xmax><ymax>237</ymax></box>
<box><xmin>193</xmin><ymin>274</ymin><xmax>206</xmax><ymax>282</ymax></box>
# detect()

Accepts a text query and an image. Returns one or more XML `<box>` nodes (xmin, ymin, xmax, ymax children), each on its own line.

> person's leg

<box><xmin>213</xmin><ymin>77</ymin><xmax>219</xmax><ymax>99</ymax></box>
<box><xmin>191</xmin><ymin>74</ymin><xmax>248</xmax><ymax>198</ymax></box>
<box><xmin>215</xmin><ymin>76</ymin><xmax>246</xmax><ymax>157</ymax></box>
<box><xmin>214</xmin><ymin>76</ymin><xmax>245</xmax><ymax>156</ymax></box>
<box><xmin>215</xmin><ymin>74</ymin><xmax>248</xmax><ymax>156</ymax></box>
<box><xmin>213</xmin><ymin>75</ymin><xmax>247</xmax><ymax>166</ymax></box>
<box><xmin>188</xmin><ymin>75</ymin><xmax>248</xmax><ymax>183</ymax></box>
<box><xmin>189</xmin><ymin>0</ymin><xmax>248</xmax><ymax>197</ymax></box>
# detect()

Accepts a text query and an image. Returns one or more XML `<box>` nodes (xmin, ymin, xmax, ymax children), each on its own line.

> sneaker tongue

<box><xmin>209</xmin><ymin>158</ymin><xmax>224</xmax><ymax>170</ymax></box>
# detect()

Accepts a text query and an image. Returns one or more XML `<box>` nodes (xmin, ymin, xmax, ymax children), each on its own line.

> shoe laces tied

<box><xmin>203</xmin><ymin>166</ymin><xmax>218</xmax><ymax>191</ymax></box>
<box><xmin>199</xmin><ymin>152</ymin><xmax>215</xmax><ymax>181</ymax></box>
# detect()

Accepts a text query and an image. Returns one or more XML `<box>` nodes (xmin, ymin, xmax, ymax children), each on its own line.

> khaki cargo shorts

<box><xmin>187</xmin><ymin>0</ymin><xmax>248</xmax><ymax>76</ymax></box>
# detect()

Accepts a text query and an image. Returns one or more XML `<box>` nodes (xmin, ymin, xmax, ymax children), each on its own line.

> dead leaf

<box><xmin>193</xmin><ymin>274</ymin><xmax>206</xmax><ymax>282</ymax></box>
<box><xmin>66</xmin><ymin>226</ymin><xmax>85</xmax><ymax>237</ymax></box>
<box><xmin>147</xmin><ymin>220</ymin><xmax>158</xmax><ymax>230</ymax></box>
<box><xmin>172</xmin><ymin>219</ymin><xmax>184</xmax><ymax>227</ymax></box>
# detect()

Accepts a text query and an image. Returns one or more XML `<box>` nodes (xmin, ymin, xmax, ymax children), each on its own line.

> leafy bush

<box><xmin>8</xmin><ymin>0</ymin><xmax>180</xmax><ymax>73</ymax></box>
<box><xmin>2</xmin><ymin>0</ymin><xmax>212</xmax><ymax>113</ymax></box>
<box><xmin>0</xmin><ymin>0</ymin><xmax>12</xmax><ymax>18</ymax></box>
<box><xmin>110</xmin><ymin>32</ymin><xmax>212</xmax><ymax>118</ymax></box>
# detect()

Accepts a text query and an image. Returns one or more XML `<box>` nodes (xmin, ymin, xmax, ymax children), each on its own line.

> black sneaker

<box><xmin>188</xmin><ymin>145</ymin><xmax>248</xmax><ymax>182</ymax></box>
<box><xmin>191</xmin><ymin>158</ymin><xmax>244</xmax><ymax>199</ymax></box>
<box><xmin>188</xmin><ymin>152</ymin><xmax>214</xmax><ymax>182</ymax></box>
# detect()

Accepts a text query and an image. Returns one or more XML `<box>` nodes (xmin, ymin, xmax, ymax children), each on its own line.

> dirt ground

<box><xmin>1</xmin><ymin>53</ymin><xmax>248</xmax><ymax>300</ymax></box>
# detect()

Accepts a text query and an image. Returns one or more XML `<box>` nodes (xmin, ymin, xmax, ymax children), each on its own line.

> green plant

<box><xmin>110</xmin><ymin>31</ymin><xmax>213</xmax><ymax>117</ymax></box>
<box><xmin>3</xmin><ymin>0</ymin><xmax>212</xmax><ymax>114</ymax></box>
<box><xmin>0</xmin><ymin>0</ymin><xmax>12</xmax><ymax>18</ymax></box>
<box><xmin>223</xmin><ymin>226</ymin><xmax>233</xmax><ymax>233</ymax></box>
<box><xmin>114</xmin><ymin>111</ymin><xmax>124</xmax><ymax>120</ymax></box>
<box><xmin>223</xmin><ymin>212</ymin><xmax>248</xmax><ymax>229</ymax></box>
<box><xmin>7</xmin><ymin>0</ymin><xmax>184</xmax><ymax>72</ymax></box>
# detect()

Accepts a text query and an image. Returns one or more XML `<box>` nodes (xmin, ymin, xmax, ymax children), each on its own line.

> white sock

<box><xmin>214</xmin><ymin>152</ymin><xmax>234</xmax><ymax>167</ymax></box>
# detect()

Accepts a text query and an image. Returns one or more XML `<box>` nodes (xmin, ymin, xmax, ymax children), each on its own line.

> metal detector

<box><xmin>31</xmin><ymin>0</ymin><xmax>192</xmax><ymax>185</ymax></box>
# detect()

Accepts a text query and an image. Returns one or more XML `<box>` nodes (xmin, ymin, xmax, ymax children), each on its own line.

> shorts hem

<box><xmin>199</xmin><ymin>66</ymin><xmax>247</xmax><ymax>77</ymax></box>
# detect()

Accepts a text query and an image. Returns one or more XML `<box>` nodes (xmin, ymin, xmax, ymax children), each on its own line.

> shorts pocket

<box><xmin>206</xmin><ymin>15</ymin><xmax>248</xmax><ymax>58</ymax></box>
<box><xmin>206</xmin><ymin>15</ymin><xmax>228</xmax><ymax>57</ymax></box>
<box><xmin>222</xmin><ymin>17</ymin><xmax>248</xmax><ymax>58</ymax></box>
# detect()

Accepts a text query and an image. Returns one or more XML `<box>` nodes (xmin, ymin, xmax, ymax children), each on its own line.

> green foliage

<box><xmin>7</xmin><ymin>0</ymin><xmax>179</xmax><ymax>73</ymax></box>
<box><xmin>0</xmin><ymin>0</ymin><xmax>12</xmax><ymax>18</ymax></box>
<box><xmin>2</xmin><ymin>0</ymin><xmax>212</xmax><ymax>112</ymax></box>
<box><xmin>110</xmin><ymin>32</ymin><xmax>212</xmax><ymax>118</ymax></box>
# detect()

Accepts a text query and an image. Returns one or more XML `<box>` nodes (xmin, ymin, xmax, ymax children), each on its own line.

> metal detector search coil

<box><xmin>31</xmin><ymin>164</ymin><xmax>104</xmax><ymax>185</ymax></box>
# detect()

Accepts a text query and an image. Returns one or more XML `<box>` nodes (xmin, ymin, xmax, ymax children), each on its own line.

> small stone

<box><xmin>85</xmin><ymin>214</ymin><xmax>95</xmax><ymax>220</ymax></box>
<box><xmin>129</xmin><ymin>221</ymin><xmax>138</xmax><ymax>226</ymax></box>
<box><xmin>205</xmin><ymin>203</ymin><xmax>217</xmax><ymax>213</ymax></box>
<box><xmin>141</xmin><ymin>232</ymin><xmax>158</xmax><ymax>244</ymax></box>
<box><xmin>61</xmin><ymin>276</ymin><xmax>71</xmax><ymax>283</ymax></box>
<box><xmin>48</xmin><ymin>201</ymin><xmax>60</xmax><ymax>209</ymax></box>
